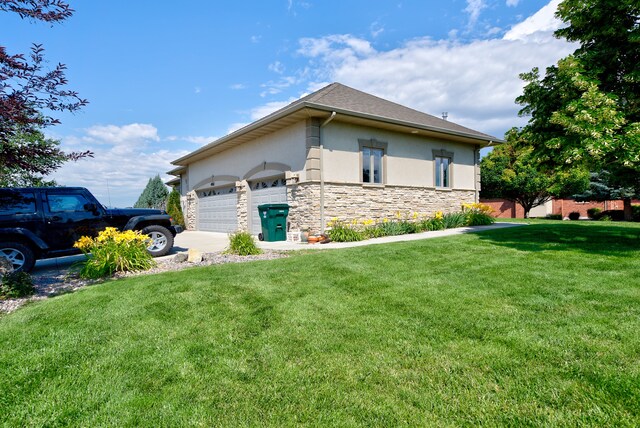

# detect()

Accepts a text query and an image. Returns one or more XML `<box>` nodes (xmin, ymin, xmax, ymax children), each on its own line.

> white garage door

<box><xmin>250</xmin><ymin>177</ymin><xmax>288</xmax><ymax>235</ymax></box>
<box><xmin>198</xmin><ymin>187</ymin><xmax>238</xmax><ymax>233</ymax></box>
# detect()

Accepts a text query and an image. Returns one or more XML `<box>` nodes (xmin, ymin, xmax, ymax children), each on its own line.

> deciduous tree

<box><xmin>516</xmin><ymin>0</ymin><xmax>640</xmax><ymax>219</ymax></box>
<box><xmin>1</xmin><ymin>0</ymin><xmax>91</xmax><ymax>179</ymax></box>
<box><xmin>481</xmin><ymin>128</ymin><xmax>589</xmax><ymax>218</ymax></box>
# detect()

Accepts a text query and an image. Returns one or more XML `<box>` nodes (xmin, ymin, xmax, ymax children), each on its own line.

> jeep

<box><xmin>0</xmin><ymin>187</ymin><xmax>183</xmax><ymax>272</ymax></box>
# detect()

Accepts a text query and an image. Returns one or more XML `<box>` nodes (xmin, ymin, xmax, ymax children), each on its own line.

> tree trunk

<box><xmin>524</xmin><ymin>209</ymin><xmax>530</xmax><ymax>219</ymax></box>
<box><xmin>623</xmin><ymin>198</ymin><xmax>633</xmax><ymax>221</ymax></box>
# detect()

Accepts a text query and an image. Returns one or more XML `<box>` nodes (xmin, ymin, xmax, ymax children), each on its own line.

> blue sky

<box><xmin>2</xmin><ymin>0</ymin><xmax>574</xmax><ymax>207</ymax></box>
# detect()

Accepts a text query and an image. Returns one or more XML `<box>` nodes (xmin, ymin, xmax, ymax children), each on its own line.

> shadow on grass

<box><xmin>476</xmin><ymin>222</ymin><xmax>640</xmax><ymax>256</ymax></box>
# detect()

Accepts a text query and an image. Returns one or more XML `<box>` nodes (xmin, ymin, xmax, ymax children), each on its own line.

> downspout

<box><xmin>319</xmin><ymin>111</ymin><xmax>337</xmax><ymax>232</ymax></box>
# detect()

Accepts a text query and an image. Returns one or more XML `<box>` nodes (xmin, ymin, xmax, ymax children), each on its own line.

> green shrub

<box><xmin>227</xmin><ymin>231</ymin><xmax>262</xmax><ymax>255</ymax></box>
<box><xmin>442</xmin><ymin>212</ymin><xmax>467</xmax><ymax>229</ymax></box>
<box><xmin>328</xmin><ymin>222</ymin><xmax>364</xmax><ymax>242</ymax></box>
<box><xmin>587</xmin><ymin>207</ymin><xmax>602</xmax><ymax>220</ymax></box>
<box><xmin>462</xmin><ymin>203</ymin><xmax>495</xmax><ymax>226</ymax></box>
<box><xmin>377</xmin><ymin>220</ymin><xmax>410</xmax><ymax>236</ymax></box>
<box><xmin>166</xmin><ymin>188</ymin><xmax>185</xmax><ymax>228</ymax></box>
<box><xmin>568</xmin><ymin>211</ymin><xmax>581</xmax><ymax>220</ymax></box>
<box><xmin>632</xmin><ymin>205</ymin><xmax>640</xmax><ymax>222</ymax></box>
<box><xmin>363</xmin><ymin>225</ymin><xmax>387</xmax><ymax>239</ymax></box>
<box><xmin>0</xmin><ymin>271</ymin><xmax>35</xmax><ymax>299</ymax></box>
<box><xmin>74</xmin><ymin>228</ymin><xmax>155</xmax><ymax>279</ymax></box>
<box><xmin>599</xmin><ymin>215</ymin><xmax>612</xmax><ymax>222</ymax></box>
<box><xmin>544</xmin><ymin>214</ymin><xmax>563</xmax><ymax>220</ymax></box>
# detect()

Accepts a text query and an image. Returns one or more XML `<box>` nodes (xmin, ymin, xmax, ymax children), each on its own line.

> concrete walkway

<box><xmin>33</xmin><ymin>222</ymin><xmax>522</xmax><ymax>273</ymax></box>
<box><xmin>174</xmin><ymin>222</ymin><xmax>523</xmax><ymax>253</ymax></box>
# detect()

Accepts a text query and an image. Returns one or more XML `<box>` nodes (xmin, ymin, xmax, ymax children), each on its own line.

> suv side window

<box><xmin>0</xmin><ymin>190</ymin><xmax>37</xmax><ymax>215</ymax></box>
<box><xmin>47</xmin><ymin>194</ymin><xmax>91</xmax><ymax>213</ymax></box>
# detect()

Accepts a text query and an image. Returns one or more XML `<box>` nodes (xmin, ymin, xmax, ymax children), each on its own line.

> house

<box><xmin>167</xmin><ymin>83</ymin><xmax>499</xmax><ymax>235</ymax></box>
<box><xmin>482</xmin><ymin>197</ymin><xmax>638</xmax><ymax>219</ymax></box>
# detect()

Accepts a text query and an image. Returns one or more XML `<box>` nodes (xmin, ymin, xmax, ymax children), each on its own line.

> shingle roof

<box><xmin>278</xmin><ymin>82</ymin><xmax>496</xmax><ymax>140</ymax></box>
<box><xmin>171</xmin><ymin>82</ymin><xmax>498</xmax><ymax>167</ymax></box>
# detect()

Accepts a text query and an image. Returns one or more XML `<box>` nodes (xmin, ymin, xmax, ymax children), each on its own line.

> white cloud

<box><xmin>504</xmin><ymin>0</ymin><xmax>562</xmax><ymax>41</ymax></box>
<box><xmin>268</xmin><ymin>61</ymin><xmax>285</xmax><ymax>74</ymax></box>
<box><xmin>230</xmin><ymin>83</ymin><xmax>246</xmax><ymax>90</ymax></box>
<box><xmin>506</xmin><ymin>0</ymin><xmax>520</xmax><ymax>6</ymax></box>
<box><xmin>85</xmin><ymin>123</ymin><xmax>159</xmax><ymax>145</ymax></box>
<box><xmin>465</xmin><ymin>0</ymin><xmax>487</xmax><ymax>28</ymax></box>
<box><xmin>370</xmin><ymin>21</ymin><xmax>384</xmax><ymax>38</ymax></box>
<box><xmin>166</xmin><ymin>135</ymin><xmax>217</xmax><ymax>145</ymax></box>
<box><xmin>260</xmin><ymin>0</ymin><xmax>575</xmax><ymax>139</ymax></box>
<box><xmin>51</xmin><ymin>124</ymin><xmax>188</xmax><ymax>207</ymax></box>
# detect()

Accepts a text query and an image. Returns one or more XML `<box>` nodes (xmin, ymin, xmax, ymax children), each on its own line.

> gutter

<box><xmin>319</xmin><ymin>111</ymin><xmax>337</xmax><ymax>232</ymax></box>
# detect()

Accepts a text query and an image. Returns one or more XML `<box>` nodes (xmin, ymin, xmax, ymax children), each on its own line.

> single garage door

<box><xmin>197</xmin><ymin>187</ymin><xmax>238</xmax><ymax>233</ymax></box>
<box><xmin>249</xmin><ymin>177</ymin><xmax>287</xmax><ymax>235</ymax></box>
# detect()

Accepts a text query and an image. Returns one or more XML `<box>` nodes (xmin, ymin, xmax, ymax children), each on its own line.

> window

<box><xmin>47</xmin><ymin>193</ymin><xmax>91</xmax><ymax>212</ymax></box>
<box><xmin>0</xmin><ymin>190</ymin><xmax>36</xmax><ymax>215</ymax></box>
<box><xmin>433</xmin><ymin>149</ymin><xmax>454</xmax><ymax>188</ymax></box>
<box><xmin>359</xmin><ymin>138</ymin><xmax>388</xmax><ymax>185</ymax></box>
<box><xmin>362</xmin><ymin>147</ymin><xmax>383</xmax><ymax>184</ymax></box>
<box><xmin>435</xmin><ymin>157</ymin><xmax>450</xmax><ymax>187</ymax></box>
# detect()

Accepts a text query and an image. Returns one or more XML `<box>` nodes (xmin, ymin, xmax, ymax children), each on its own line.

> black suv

<box><xmin>0</xmin><ymin>187</ymin><xmax>183</xmax><ymax>272</ymax></box>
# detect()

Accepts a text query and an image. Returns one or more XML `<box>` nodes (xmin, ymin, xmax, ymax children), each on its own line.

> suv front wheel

<box><xmin>0</xmin><ymin>242</ymin><xmax>36</xmax><ymax>272</ymax></box>
<box><xmin>141</xmin><ymin>225</ymin><xmax>174</xmax><ymax>257</ymax></box>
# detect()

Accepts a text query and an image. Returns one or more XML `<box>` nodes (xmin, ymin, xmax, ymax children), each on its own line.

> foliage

<box><xmin>442</xmin><ymin>212</ymin><xmax>467</xmax><ymax>229</ymax></box>
<box><xmin>480</xmin><ymin>128</ymin><xmax>589</xmax><ymax>217</ymax></box>
<box><xmin>515</xmin><ymin>0</ymin><xmax>640</xmax><ymax>218</ymax></box>
<box><xmin>573</xmin><ymin>170</ymin><xmax>639</xmax><ymax>202</ymax></box>
<box><xmin>327</xmin><ymin>221</ymin><xmax>365</xmax><ymax>242</ymax></box>
<box><xmin>633</xmin><ymin>205</ymin><xmax>640</xmax><ymax>222</ymax></box>
<box><xmin>0</xmin><ymin>271</ymin><xmax>34</xmax><ymax>299</ymax></box>
<box><xmin>134</xmin><ymin>175</ymin><xmax>169</xmax><ymax>209</ymax></box>
<box><xmin>226</xmin><ymin>231</ymin><xmax>262</xmax><ymax>256</ymax></box>
<box><xmin>166</xmin><ymin>188</ymin><xmax>185</xmax><ymax>228</ymax></box>
<box><xmin>73</xmin><ymin>227</ymin><xmax>155</xmax><ymax>278</ymax></box>
<box><xmin>0</xmin><ymin>127</ymin><xmax>73</xmax><ymax>186</ymax></box>
<box><xmin>0</xmin><ymin>1</ymin><xmax>91</xmax><ymax>173</ymax></box>
<box><xmin>544</xmin><ymin>214</ymin><xmax>563</xmax><ymax>220</ymax></box>
<box><xmin>463</xmin><ymin>203</ymin><xmax>495</xmax><ymax>226</ymax></box>
<box><xmin>587</xmin><ymin>207</ymin><xmax>602</xmax><ymax>220</ymax></box>
<box><xmin>568</xmin><ymin>212</ymin><xmax>581</xmax><ymax>220</ymax></box>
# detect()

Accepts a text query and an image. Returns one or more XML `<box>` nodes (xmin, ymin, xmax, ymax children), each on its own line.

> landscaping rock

<box><xmin>173</xmin><ymin>253</ymin><xmax>188</xmax><ymax>263</ymax></box>
<box><xmin>187</xmin><ymin>249</ymin><xmax>203</xmax><ymax>263</ymax></box>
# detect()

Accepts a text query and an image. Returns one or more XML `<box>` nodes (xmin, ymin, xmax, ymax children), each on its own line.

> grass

<box><xmin>1</xmin><ymin>222</ymin><xmax>639</xmax><ymax>426</ymax></box>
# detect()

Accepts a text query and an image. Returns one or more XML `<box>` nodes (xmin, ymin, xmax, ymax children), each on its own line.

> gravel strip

<box><xmin>0</xmin><ymin>251</ymin><xmax>288</xmax><ymax>315</ymax></box>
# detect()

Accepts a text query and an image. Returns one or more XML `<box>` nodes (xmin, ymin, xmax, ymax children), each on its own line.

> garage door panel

<box><xmin>250</xmin><ymin>179</ymin><xmax>287</xmax><ymax>235</ymax></box>
<box><xmin>198</xmin><ymin>191</ymin><xmax>238</xmax><ymax>233</ymax></box>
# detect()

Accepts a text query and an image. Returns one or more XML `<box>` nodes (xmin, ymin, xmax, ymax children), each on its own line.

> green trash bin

<box><xmin>257</xmin><ymin>204</ymin><xmax>289</xmax><ymax>242</ymax></box>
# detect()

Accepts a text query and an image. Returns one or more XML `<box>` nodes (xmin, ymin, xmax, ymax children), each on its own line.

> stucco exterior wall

<box><xmin>187</xmin><ymin>122</ymin><xmax>307</xmax><ymax>191</ymax></box>
<box><xmin>320</xmin><ymin>121</ymin><xmax>478</xmax><ymax>190</ymax></box>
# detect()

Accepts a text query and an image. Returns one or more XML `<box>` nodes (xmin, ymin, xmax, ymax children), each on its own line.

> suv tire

<box><xmin>0</xmin><ymin>242</ymin><xmax>36</xmax><ymax>272</ymax></box>
<box><xmin>141</xmin><ymin>225</ymin><xmax>174</xmax><ymax>257</ymax></box>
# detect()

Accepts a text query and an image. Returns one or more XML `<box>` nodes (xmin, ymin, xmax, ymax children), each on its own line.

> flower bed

<box><xmin>326</xmin><ymin>203</ymin><xmax>494</xmax><ymax>243</ymax></box>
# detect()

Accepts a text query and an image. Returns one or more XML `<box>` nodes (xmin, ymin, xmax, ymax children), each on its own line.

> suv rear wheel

<box><xmin>141</xmin><ymin>225</ymin><xmax>174</xmax><ymax>257</ymax></box>
<box><xmin>0</xmin><ymin>242</ymin><xmax>36</xmax><ymax>272</ymax></box>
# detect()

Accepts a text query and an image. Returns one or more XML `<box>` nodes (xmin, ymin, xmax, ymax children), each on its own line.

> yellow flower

<box><xmin>73</xmin><ymin>236</ymin><xmax>95</xmax><ymax>251</ymax></box>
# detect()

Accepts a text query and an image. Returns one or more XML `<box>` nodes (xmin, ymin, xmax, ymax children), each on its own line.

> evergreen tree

<box><xmin>166</xmin><ymin>187</ymin><xmax>185</xmax><ymax>228</ymax></box>
<box><xmin>134</xmin><ymin>175</ymin><xmax>169</xmax><ymax>209</ymax></box>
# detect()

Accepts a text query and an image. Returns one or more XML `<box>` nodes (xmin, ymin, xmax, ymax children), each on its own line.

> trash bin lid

<box><xmin>258</xmin><ymin>203</ymin><xmax>290</xmax><ymax>210</ymax></box>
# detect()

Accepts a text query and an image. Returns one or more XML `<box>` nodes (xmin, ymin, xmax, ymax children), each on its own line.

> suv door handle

<box><xmin>47</xmin><ymin>216</ymin><xmax>62</xmax><ymax>223</ymax></box>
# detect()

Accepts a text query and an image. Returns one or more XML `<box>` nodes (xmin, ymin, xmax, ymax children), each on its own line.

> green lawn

<box><xmin>1</xmin><ymin>222</ymin><xmax>639</xmax><ymax>426</ymax></box>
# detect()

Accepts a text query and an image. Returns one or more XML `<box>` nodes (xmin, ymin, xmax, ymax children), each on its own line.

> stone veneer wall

<box><xmin>287</xmin><ymin>182</ymin><xmax>476</xmax><ymax>233</ymax></box>
<box><xmin>185</xmin><ymin>191</ymin><xmax>197</xmax><ymax>230</ymax></box>
<box><xmin>185</xmin><ymin>181</ymin><xmax>476</xmax><ymax>234</ymax></box>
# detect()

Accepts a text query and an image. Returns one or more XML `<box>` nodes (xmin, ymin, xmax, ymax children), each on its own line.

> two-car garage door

<box><xmin>197</xmin><ymin>187</ymin><xmax>238</xmax><ymax>233</ymax></box>
<box><xmin>197</xmin><ymin>178</ymin><xmax>287</xmax><ymax>235</ymax></box>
